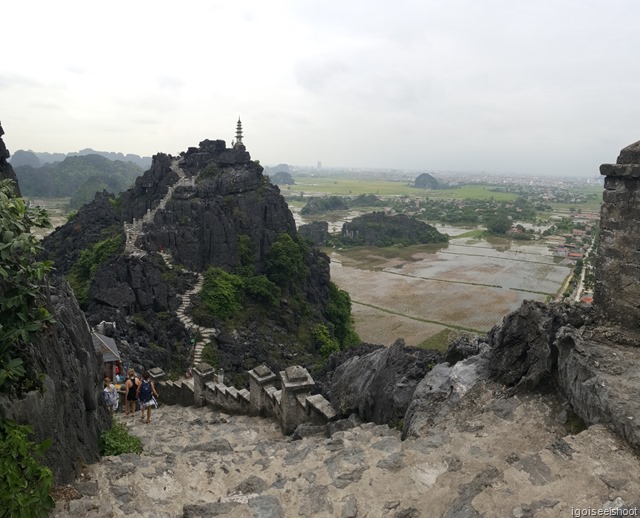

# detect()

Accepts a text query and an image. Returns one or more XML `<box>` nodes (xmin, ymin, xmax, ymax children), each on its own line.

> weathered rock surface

<box><xmin>326</xmin><ymin>339</ymin><xmax>441</xmax><ymax>425</ymax></box>
<box><xmin>143</xmin><ymin>161</ymin><xmax>296</xmax><ymax>274</ymax></box>
<box><xmin>487</xmin><ymin>300</ymin><xmax>594</xmax><ymax>391</ymax></box>
<box><xmin>298</xmin><ymin>220</ymin><xmax>329</xmax><ymax>246</ymax></box>
<box><xmin>52</xmin><ymin>393</ymin><xmax>640</xmax><ymax>517</ymax></box>
<box><xmin>0</xmin><ymin>276</ymin><xmax>110</xmax><ymax>483</ymax></box>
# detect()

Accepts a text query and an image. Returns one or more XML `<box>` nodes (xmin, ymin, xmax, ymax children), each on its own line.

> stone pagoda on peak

<box><xmin>233</xmin><ymin>117</ymin><xmax>245</xmax><ymax>150</ymax></box>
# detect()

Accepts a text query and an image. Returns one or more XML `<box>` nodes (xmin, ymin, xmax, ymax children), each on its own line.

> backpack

<box><xmin>103</xmin><ymin>386</ymin><xmax>117</xmax><ymax>407</ymax></box>
<box><xmin>139</xmin><ymin>380</ymin><xmax>152</xmax><ymax>402</ymax></box>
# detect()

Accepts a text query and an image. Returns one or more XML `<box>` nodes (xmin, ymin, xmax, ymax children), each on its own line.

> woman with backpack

<box><xmin>125</xmin><ymin>368</ymin><xmax>140</xmax><ymax>417</ymax></box>
<box><xmin>136</xmin><ymin>371</ymin><xmax>159</xmax><ymax>424</ymax></box>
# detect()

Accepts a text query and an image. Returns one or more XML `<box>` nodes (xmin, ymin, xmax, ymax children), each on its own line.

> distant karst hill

<box><xmin>269</xmin><ymin>171</ymin><xmax>295</xmax><ymax>185</ymax></box>
<box><xmin>301</xmin><ymin>196</ymin><xmax>349</xmax><ymax>215</ymax></box>
<box><xmin>341</xmin><ymin>212</ymin><xmax>449</xmax><ymax>247</ymax></box>
<box><xmin>413</xmin><ymin>172</ymin><xmax>444</xmax><ymax>189</ymax></box>
<box><xmin>10</xmin><ymin>147</ymin><xmax>152</xmax><ymax>169</ymax></box>
<box><xmin>14</xmin><ymin>154</ymin><xmax>145</xmax><ymax>208</ymax></box>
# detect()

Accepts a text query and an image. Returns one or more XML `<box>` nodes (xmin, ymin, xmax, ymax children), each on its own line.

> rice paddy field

<box><xmin>25</xmin><ymin>197</ymin><xmax>70</xmax><ymax>240</ymax></box>
<box><xmin>328</xmin><ymin>230</ymin><xmax>571</xmax><ymax>350</ymax></box>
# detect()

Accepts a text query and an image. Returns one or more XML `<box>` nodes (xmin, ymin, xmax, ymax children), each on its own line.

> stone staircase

<box><xmin>52</xmin><ymin>389</ymin><xmax>640</xmax><ymax>517</ymax></box>
<box><xmin>122</xmin><ymin>159</ymin><xmax>210</xmax><ymax>367</ymax></box>
<box><xmin>158</xmin><ymin>251</ymin><xmax>216</xmax><ymax>367</ymax></box>
<box><xmin>124</xmin><ymin>158</ymin><xmax>195</xmax><ymax>257</ymax></box>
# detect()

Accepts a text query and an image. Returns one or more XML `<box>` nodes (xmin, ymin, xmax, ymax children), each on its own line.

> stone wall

<box><xmin>595</xmin><ymin>140</ymin><xmax>640</xmax><ymax>333</ymax></box>
<box><xmin>153</xmin><ymin>363</ymin><xmax>336</xmax><ymax>435</ymax></box>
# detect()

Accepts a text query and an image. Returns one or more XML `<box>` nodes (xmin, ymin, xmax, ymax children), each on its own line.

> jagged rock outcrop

<box><xmin>298</xmin><ymin>220</ymin><xmax>329</xmax><ymax>246</ymax></box>
<box><xmin>487</xmin><ymin>300</ymin><xmax>594</xmax><ymax>391</ymax></box>
<box><xmin>325</xmin><ymin>339</ymin><xmax>441</xmax><ymax>426</ymax></box>
<box><xmin>42</xmin><ymin>190</ymin><xmax>122</xmax><ymax>273</ymax></box>
<box><xmin>0</xmin><ymin>276</ymin><xmax>110</xmax><ymax>483</ymax></box>
<box><xmin>341</xmin><ymin>212</ymin><xmax>448</xmax><ymax>247</ymax></box>
<box><xmin>137</xmin><ymin>144</ymin><xmax>296</xmax><ymax>274</ymax></box>
<box><xmin>0</xmin><ymin>121</ymin><xmax>20</xmax><ymax>195</ymax></box>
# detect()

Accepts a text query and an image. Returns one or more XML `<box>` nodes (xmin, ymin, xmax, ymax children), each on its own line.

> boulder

<box><xmin>327</xmin><ymin>339</ymin><xmax>441</xmax><ymax>426</ymax></box>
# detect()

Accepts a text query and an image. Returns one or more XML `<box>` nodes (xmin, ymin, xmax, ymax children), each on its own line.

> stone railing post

<box><xmin>596</xmin><ymin>141</ymin><xmax>640</xmax><ymax>333</ymax></box>
<box><xmin>193</xmin><ymin>362</ymin><xmax>215</xmax><ymax>407</ymax></box>
<box><xmin>279</xmin><ymin>366</ymin><xmax>314</xmax><ymax>435</ymax></box>
<box><xmin>149</xmin><ymin>367</ymin><xmax>164</xmax><ymax>383</ymax></box>
<box><xmin>248</xmin><ymin>365</ymin><xmax>276</xmax><ymax>416</ymax></box>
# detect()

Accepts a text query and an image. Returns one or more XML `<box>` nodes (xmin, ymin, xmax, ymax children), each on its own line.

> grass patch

<box><xmin>416</xmin><ymin>329</ymin><xmax>462</xmax><ymax>352</ymax></box>
<box><xmin>99</xmin><ymin>422</ymin><xmax>142</xmax><ymax>456</ymax></box>
<box><xmin>292</xmin><ymin>177</ymin><xmax>520</xmax><ymax>200</ymax></box>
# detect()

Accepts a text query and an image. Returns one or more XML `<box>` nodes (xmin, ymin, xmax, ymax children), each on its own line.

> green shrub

<box><xmin>243</xmin><ymin>275</ymin><xmax>280</xmax><ymax>306</ymax></box>
<box><xmin>201</xmin><ymin>267</ymin><xmax>244</xmax><ymax>320</ymax></box>
<box><xmin>266</xmin><ymin>233</ymin><xmax>309</xmax><ymax>287</ymax></box>
<box><xmin>67</xmin><ymin>232</ymin><xmax>123</xmax><ymax>308</ymax></box>
<box><xmin>99</xmin><ymin>422</ymin><xmax>142</xmax><ymax>456</ymax></box>
<box><xmin>200</xmin><ymin>342</ymin><xmax>219</xmax><ymax>368</ymax></box>
<box><xmin>237</xmin><ymin>234</ymin><xmax>256</xmax><ymax>277</ymax></box>
<box><xmin>0</xmin><ymin>418</ymin><xmax>54</xmax><ymax>516</ymax></box>
<box><xmin>326</xmin><ymin>282</ymin><xmax>359</xmax><ymax>348</ymax></box>
<box><xmin>312</xmin><ymin>324</ymin><xmax>340</xmax><ymax>360</ymax></box>
<box><xmin>0</xmin><ymin>180</ymin><xmax>53</xmax><ymax>393</ymax></box>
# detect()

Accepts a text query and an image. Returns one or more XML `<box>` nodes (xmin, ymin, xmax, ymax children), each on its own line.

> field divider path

<box><xmin>352</xmin><ymin>300</ymin><xmax>485</xmax><ymax>334</ymax></box>
<box><xmin>438</xmin><ymin>250</ymin><xmax>561</xmax><ymax>266</ymax></box>
<box><xmin>383</xmin><ymin>269</ymin><xmax>503</xmax><ymax>289</ymax></box>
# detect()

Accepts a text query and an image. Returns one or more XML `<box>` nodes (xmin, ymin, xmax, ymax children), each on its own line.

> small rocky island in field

<box><xmin>340</xmin><ymin>212</ymin><xmax>449</xmax><ymax>247</ymax></box>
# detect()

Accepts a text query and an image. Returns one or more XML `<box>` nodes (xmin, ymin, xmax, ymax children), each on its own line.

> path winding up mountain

<box><xmin>124</xmin><ymin>158</ymin><xmax>213</xmax><ymax>367</ymax></box>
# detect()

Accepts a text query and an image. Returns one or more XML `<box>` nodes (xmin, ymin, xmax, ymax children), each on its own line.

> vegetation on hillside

<box><xmin>0</xmin><ymin>180</ymin><xmax>53</xmax><ymax>392</ymax></box>
<box><xmin>66</xmin><ymin>227</ymin><xmax>124</xmax><ymax>308</ymax></box>
<box><xmin>0</xmin><ymin>180</ymin><xmax>55</xmax><ymax>515</ymax></box>
<box><xmin>190</xmin><ymin>232</ymin><xmax>356</xmax><ymax>366</ymax></box>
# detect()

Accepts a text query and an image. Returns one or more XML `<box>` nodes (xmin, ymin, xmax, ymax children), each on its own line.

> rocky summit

<box><xmin>41</xmin><ymin>135</ymin><xmax>342</xmax><ymax>379</ymax></box>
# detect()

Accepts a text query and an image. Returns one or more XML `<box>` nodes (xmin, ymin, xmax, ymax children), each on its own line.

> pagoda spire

<box><xmin>234</xmin><ymin>117</ymin><xmax>244</xmax><ymax>148</ymax></box>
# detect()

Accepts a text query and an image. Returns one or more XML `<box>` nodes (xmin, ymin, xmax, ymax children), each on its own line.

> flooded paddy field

<box><xmin>328</xmin><ymin>229</ymin><xmax>570</xmax><ymax>349</ymax></box>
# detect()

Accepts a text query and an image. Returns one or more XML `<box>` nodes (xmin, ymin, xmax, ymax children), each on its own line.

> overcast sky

<box><xmin>2</xmin><ymin>0</ymin><xmax>639</xmax><ymax>176</ymax></box>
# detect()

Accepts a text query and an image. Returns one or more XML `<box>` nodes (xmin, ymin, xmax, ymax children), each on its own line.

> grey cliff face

<box><xmin>0</xmin><ymin>276</ymin><xmax>110</xmax><ymax>483</ymax></box>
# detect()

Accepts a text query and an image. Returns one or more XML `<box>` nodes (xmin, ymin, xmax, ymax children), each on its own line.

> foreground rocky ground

<box><xmin>53</xmin><ymin>384</ymin><xmax>640</xmax><ymax>518</ymax></box>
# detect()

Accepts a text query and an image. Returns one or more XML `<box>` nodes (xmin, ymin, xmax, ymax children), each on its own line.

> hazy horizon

<box><xmin>3</xmin><ymin>1</ymin><xmax>639</xmax><ymax>177</ymax></box>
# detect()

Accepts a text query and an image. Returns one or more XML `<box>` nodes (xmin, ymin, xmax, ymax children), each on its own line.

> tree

<box><xmin>485</xmin><ymin>213</ymin><xmax>511</xmax><ymax>235</ymax></box>
<box><xmin>266</xmin><ymin>233</ymin><xmax>308</xmax><ymax>287</ymax></box>
<box><xmin>0</xmin><ymin>180</ymin><xmax>53</xmax><ymax>391</ymax></box>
